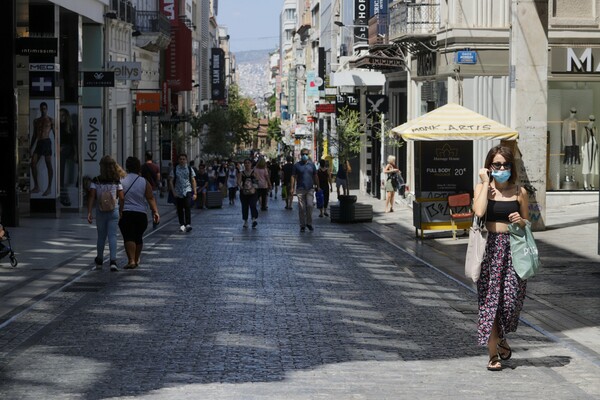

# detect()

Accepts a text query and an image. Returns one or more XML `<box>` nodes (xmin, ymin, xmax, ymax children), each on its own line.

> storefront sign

<box><xmin>160</xmin><ymin>0</ymin><xmax>178</xmax><ymax>20</ymax></box>
<box><xmin>354</xmin><ymin>0</ymin><xmax>370</xmax><ymax>41</ymax></box>
<box><xmin>165</xmin><ymin>20</ymin><xmax>192</xmax><ymax>92</ymax></box>
<box><xmin>211</xmin><ymin>48</ymin><xmax>225</xmax><ymax>100</ymax></box>
<box><xmin>366</xmin><ymin>94</ymin><xmax>388</xmax><ymax>114</ymax></box>
<box><xmin>316</xmin><ymin>103</ymin><xmax>335</xmax><ymax>113</ymax></box>
<box><xmin>107</xmin><ymin>62</ymin><xmax>142</xmax><ymax>80</ymax></box>
<box><xmin>82</xmin><ymin>107</ymin><xmax>102</xmax><ymax>178</ymax></box>
<box><xmin>415</xmin><ymin>141</ymin><xmax>472</xmax><ymax>195</ymax></box>
<box><xmin>136</xmin><ymin>92</ymin><xmax>161</xmax><ymax>112</ymax></box>
<box><xmin>306</xmin><ymin>71</ymin><xmax>319</xmax><ymax>97</ymax></box>
<box><xmin>16</xmin><ymin>37</ymin><xmax>57</xmax><ymax>56</ymax></box>
<box><xmin>83</xmin><ymin>71</ymin><xmax>115</xmax><ymax>87</ymax></box>
<box><xmin>30</xmin><ymin>63</ymin><xmax>60</xmax><ymax>72</ymax></box>
<box><xmin>29</xmin><ymin>72</ymin><xmax>55</xmax><ymax>96</ymax></box>
<box><xmin>551</xmin><ymin>47</ymin><xmax>600</xmax><ymax>74</ymax></box>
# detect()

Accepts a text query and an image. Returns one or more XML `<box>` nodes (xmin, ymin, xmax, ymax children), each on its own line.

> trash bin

<box><xmin>338</xmin><ymin>195</ymin><xmax>357</xmax><ymax>222</ymax></box>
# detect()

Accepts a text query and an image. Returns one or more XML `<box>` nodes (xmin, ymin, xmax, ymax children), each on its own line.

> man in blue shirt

<box><xmin>168</xmin><ymin>154</ymin><xmax>197</xmax><ymax>232</ymax></box>
<box><xmin>290</xmin><ymin>149</ymin><xmax>320</xmax><ymax>232</ymax></box>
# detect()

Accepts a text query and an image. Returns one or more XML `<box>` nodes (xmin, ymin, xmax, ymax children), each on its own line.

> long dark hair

<box><xmin>484</xmin><ymin>145</ymin><xmax>517</xmax><ymax>184</ymax></box>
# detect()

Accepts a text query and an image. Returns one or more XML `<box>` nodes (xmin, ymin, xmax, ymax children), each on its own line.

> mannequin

<box><xmin>581</xmin><ymin>115</ymin><xmax>598</xmax><ymax>190</ymax></box>
<box><xmin>562</xmin><ymin>107</ymin><xmax>580</xmax><ymax>182</ymax></box>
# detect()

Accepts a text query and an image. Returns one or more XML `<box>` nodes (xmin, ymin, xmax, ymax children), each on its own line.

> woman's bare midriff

<box><xmin>486</xmin><ymin>221</ymin><xmax>510</xmax><ymax>233</ymax></box>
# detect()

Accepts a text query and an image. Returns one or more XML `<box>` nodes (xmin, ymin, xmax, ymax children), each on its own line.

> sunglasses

<box><xmin>490</xmin><ymin>162</ymin><xmax>512</xmax><ymax>170</ymax></box>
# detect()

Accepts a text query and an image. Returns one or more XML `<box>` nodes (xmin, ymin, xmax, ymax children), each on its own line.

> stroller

<box><xmin>0</xmin><ymin>224</ymin><xmax>17</xmax><ymax>268</ymax></box>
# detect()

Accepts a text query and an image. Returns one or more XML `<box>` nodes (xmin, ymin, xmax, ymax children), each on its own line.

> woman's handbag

<box><xmin>464</xmin><ymin>216</ymin><xmax>487</xmax><ymax>282</ymax></box>
<box><xmin>508</xmin><ymin>221</ymin><xmax>540</xmax><ymax>280</ymax></box>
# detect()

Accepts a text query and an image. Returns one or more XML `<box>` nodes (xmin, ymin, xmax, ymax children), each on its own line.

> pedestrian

<box><xmin>87</xmin><ymin>155</ymin><xmax>125</xmax><ymax>271</ymax></box>
<box><xmin>119</xmin><ymin>156</ymin><xmax>160</xmax><ymax>269</ymax></box>
<box><xmin>226</xmin><ymin>161</ymin><xmax>239</xmax><ymax>205</ymax></box>
<box><xmin>168</xmin><ymin>153</ymin><xmax>197</xmax><ymax>232</ymax></box>
<box><xmin>140</xmin><ymin>151</ymin><xmax>161</xmax><ymax>199</ymax></box>
<box><xmin>472</xmin><ymin>145</ymin><xmax>529</xmax><ymax>371</ymax></box>
<box><xmin>336</xmin><ymin>159</ymin><xmax>351</xmax><ymax>196</ymax></box>
<box><xmin>383</xmin><ymin>155</ymin><xmax>401</xmax><ymax>212</ymax></box>
<box><xmin>269</xmin><ymin>159</ymin><xmax>281</xmax><ymax>199</ymax></box>
<box><xmin>195</xmin><ymin>164</ymin><xmax>209</xmax><ymax>209</ymax></box>
<box><xmin>317</xmin><ymin>160</ymin><xmax>332</xmax><ymax>217</ymax></box>
<box><xmin>238</xmin><ymin>159</ymin><xmax>259</xmax><ymax>228</ymax></box>
<box><xmin>290</xmin><ymin>149</ymin><xmax>319</xmax><ymax>232</ymax></box>
<box><xmin>217</xmin><ymin>160</ymin><xmax>228</xmax><ymax>196</ymax></box>
<box><xmin>282</xmin><ymin>155</ymin><xmax>294</xmax><ymax>210</ymax></box>
<box><xmin>254</xmin><ymin>158</ymin><xmax>271</xmax><ymax>211</ymax></box>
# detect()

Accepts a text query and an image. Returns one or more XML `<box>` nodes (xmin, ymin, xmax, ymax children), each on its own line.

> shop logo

<box><xmin>567</xmin><ymin>48</ymin><xmax>600</xmax><ymax>73</ymax></box>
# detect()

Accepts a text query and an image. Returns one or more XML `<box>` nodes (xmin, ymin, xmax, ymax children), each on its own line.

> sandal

<box><xmin>487</xmin><ymin>354</ymin><xmax>502</xmax><ymax>371</ymax></box>
<box><xmin>497</xmin><ymin>338</ymin><xmax>512</xmax><ymax>360</ymax></box>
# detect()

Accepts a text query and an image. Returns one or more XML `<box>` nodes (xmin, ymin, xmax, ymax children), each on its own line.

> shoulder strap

<box><xmin>124</xmin><ymin>176</ymin><xmax>141</xmax><ymax>197</ymax></box>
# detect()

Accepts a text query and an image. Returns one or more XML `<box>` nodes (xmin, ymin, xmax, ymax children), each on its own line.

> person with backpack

<box><xmin>168</xmin><ymin>153</ymin><xmax>197</xmax><ymax>232</ymax></box>
<box><xmin>140</xmin><ymin>151</ymin><xmax>161</xmax><ymax>199</ymax></box>
<box><xmin>237</xmin><ymin>158</ymin><xmax>259</xmax><ymax>228</ymax></box>
<box><xmin>87</xmin><ymin>155</ymin><xmax>126</xmax><ymax>271</ymax></box>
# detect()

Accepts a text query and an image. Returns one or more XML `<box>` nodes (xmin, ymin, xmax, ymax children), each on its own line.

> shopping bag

<box><xmin>315</xmin><ymin>189</ymin><xmax>324</xmax><ymax>209</ymax></box>
<box><xmin>508</xmin><ymin>221</ymin><xmax>540</xmax><ymax>280</ymax></box>
<box><xmin>464</xmin><ymin>216</ymin><xmax>487</xmax><ymax>282</ymax></box>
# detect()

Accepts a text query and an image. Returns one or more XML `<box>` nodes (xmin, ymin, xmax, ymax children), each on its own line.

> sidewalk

<box><xmin>0</xmin><ymin>195</ymin><xmax>178</xmax><ymax>325</ymax></box>
<box><xmin>1</xmin><ymin>189</ymin><xmax>599</xmax><ymax>366</ymax></box>
<box><xmin>358</xmin><ymin>191</ymin><xmax>600</xmax><ymax>366</ymax></box>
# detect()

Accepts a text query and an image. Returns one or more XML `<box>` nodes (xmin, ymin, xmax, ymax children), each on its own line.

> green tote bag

<box><xmin>508</xmin><ymin>221</ymin><xmax>540</xmax><ymax>280</ymax></box>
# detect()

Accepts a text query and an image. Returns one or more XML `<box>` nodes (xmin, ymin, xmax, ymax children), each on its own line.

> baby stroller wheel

<box><xmin>9</xmin><ymin>255</ymin><xmax>17</xmax><ymax>268</ymax></box>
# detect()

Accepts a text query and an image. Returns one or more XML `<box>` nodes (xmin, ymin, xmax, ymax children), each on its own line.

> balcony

<box><xmin>134</xmin><ymin>11</ymin><xmax>171</xmax><ymax>52</ymax></box>
<box><xmin>389</xmin><ymin>0</ymin><xmax>440</xmax><ymax>41</ymax></box>
<box><xmin>296</xmin><ymin>10</ymin><xmax>312</xmax><ymax>37</ymax></box>
<box><xmin>108</xmin><ymin>0</ymin><xmax>136</xmax><ymax>24</ymax></box>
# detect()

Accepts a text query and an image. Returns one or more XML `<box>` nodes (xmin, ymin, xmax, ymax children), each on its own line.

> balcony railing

<box><xmin>109</xmin><ymin>0</ymin><xmax>136</xmax><ymax>24</ymax></box>
<box><xmin>389</xmin><ymin>1</ymin><xmax>440</xmax><ymax>40</ymax></box>
<box><xmin>136</xmin><ymin>11</ymin><xmax>171</xmax><ymax>37</ymax></box>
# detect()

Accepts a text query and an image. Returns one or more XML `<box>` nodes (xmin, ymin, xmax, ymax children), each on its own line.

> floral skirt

<box><xmin>477</xmin><ymin>232</ymin><xmax>527</xmax><ymax>346</ymax></box>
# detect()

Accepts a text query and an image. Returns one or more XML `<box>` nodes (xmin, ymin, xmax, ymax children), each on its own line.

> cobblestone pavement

<box><xmin>0</xmin><ymin>196</ymin><xmax>599</xmax><ymax>399</ymax></box>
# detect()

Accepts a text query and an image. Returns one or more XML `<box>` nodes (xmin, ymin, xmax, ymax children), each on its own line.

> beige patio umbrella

<box><xmin>391</xmin><ymin>103</ymin><xmax>518</xmax><ymax>141</ymax></box>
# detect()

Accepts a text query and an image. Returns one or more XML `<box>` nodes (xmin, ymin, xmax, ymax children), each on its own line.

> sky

<box><xmin>217</xmin><ymin>0</ymin><xmax>282</xmax><ymax>53</ymax></box>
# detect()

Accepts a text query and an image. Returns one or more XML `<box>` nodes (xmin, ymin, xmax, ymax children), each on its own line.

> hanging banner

<box><xmin>82</xmin><ymin>107</ymin><xmax>102</xmax><ymax>180</ymax></box>
<box><xmin>211</xmin><ymin>48</ymin><xmax>225</xmax><ymax>100</ymax></box>
<box><xmin>29</xmin><ymin>99</ymin><xmax>57</xmax><ymax>199</ymax></box>
<box><xmin>136</xmin><ymin>92</ymin><xmax>161</xmax><ymax>112</ymax></box>
<box><xmin>306</xmin><ymin>70</ymin><xmax>319</xmax><ymax>97</ymax></box>
<box><xmin>58</xmin><ymin>104</ymin><xmax>80</xmax><ymax>209</ymax></box>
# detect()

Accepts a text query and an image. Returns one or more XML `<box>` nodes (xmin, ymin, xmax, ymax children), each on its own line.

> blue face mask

<box><xmin>491</xmin><ymin>169</ymin><xmax>511</xmax><ymax>183</ymax></box>
<box><xmin>301</xmin><ymin>154</ymin><xmax>309</xmax><ymax>161</ymax></box>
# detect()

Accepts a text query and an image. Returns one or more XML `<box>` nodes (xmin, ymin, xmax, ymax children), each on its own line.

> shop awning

<box><xmin>392</xmin><ymin>103</ymin><xmax>518</xmax><ymax>141</ymax></box>
<box><xmin>330</xmin><ymin>69</ymin><xmax>385</xmax><ymax>87</ymax></box>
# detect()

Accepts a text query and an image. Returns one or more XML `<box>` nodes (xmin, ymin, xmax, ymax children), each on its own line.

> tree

<box><xmin>333</xmin><ymin>107</ymin><xmax>364</xmax><ymax>165</ymax></box>
<box><xmin>188</xmin><ymin>84</ymin><xmax>256</xmax><ymax>158</ymax></box>
<box><xmin>267</xmin><ymin>117</ymin><xmax>282</xmax><ymax>143</ymax></box>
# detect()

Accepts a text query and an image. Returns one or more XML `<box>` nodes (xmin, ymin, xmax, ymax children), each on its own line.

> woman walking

<box><xmin>119</xmin><ymin>156</ymin><xmax>160</xmax><ymax>269</ymax></box>
<box><xmin>226</xmin><ymin>161</ymin><xmax>238</xmax><ymax>205</ymax></box>
<box><xmin>317</xmin><ymin>160</ymin><xmax>332</xmax><ymax>217</ymax></box>
<box><xmin>87</xmin><ymin>155</ymin><xmax>125</xmax><ymax>271</ymax></box>
<box><xmin>168</xmin><ymin>153</ymin><xmax>197</xmax><ymax>232</ymax></box>
<box><xmin>473</xmin><ymin>145</ymin><xmax>529</xmax><ymax>371</ymax></box>
<box><xmin>254</xmin><ymin>158</ymin><xmax>271</xmax><ymax>211</ymax></box>
<box><xmin>238</xmin><ymin>159</ymin><xmax>259</xmax><ymax>228</ymax></box>
<box><xmin>383</xmin><ymin>155</ymin><xmax>401</xmax><ymax>212</ymax></box>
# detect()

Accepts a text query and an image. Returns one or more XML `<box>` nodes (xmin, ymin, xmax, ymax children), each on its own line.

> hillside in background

<box><xmin>234</xmin><ymin>49</ymin><xmax>273</xmax><ymax>100</ymax></box>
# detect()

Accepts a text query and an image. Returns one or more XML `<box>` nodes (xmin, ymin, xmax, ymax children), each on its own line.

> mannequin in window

<box><xmin>581</xmin><ymin>115</ymin><xmax>598</xmax><ymax>190</ymax></box>
<box><xmin>562</xmin><ymin>107</ymin><xmax>580</xmax><ymax>182</ymax></box>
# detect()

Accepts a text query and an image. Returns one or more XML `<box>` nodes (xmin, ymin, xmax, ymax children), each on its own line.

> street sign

<box><xmin>456</xmin><ymin>51</ymin><xmax>477</xmax><ymax>65</ymax></box>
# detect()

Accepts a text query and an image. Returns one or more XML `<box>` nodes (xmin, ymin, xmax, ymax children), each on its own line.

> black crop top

<box><xmin>486</xmin><ymin>200</ymin><xmax>520</xmax><ymax>222</ymax></box>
